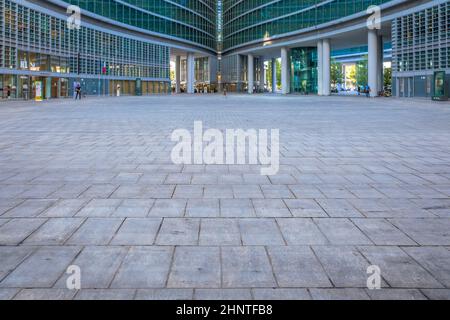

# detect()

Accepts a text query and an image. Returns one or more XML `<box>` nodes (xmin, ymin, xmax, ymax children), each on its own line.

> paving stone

<box><xmin>111</xmin><ymin>246</ymin><xmax>173</xmax><ymax>289</ymax></box>
<box><xmin>222</xmin><ymin>247</ymin><xmax>276</xmax><ymax>288</ymax></box>
<box><xmin>66</xmin><ymin>218</ymin><xmax>123</xmax><ymax>245</ymax></box>
<box><xmin>76</xmin><ymin>199</ymin><xmax>122</xmax><ymax>217</ymax></box>
<box><xmin>351</xmin><ymin>218</ymin><xmax>416</xmax><ymax>245</ymax></box>
<box><xmin>277</xmin><ymin>218</ymin><xmax>328</xmax><ymax>245</ymax></box>
<box><xmin>252</xmin><ymin>288</ymin><xmax>310</xmax><ymax>300</ymax></box>
<box><xmin>0</xmin><ymin>246</ymin><xmax>81</xmax><ymax>288</ymax></box>
<box><xmin>284</xmin><ymin>199</ymin><xmax>327</xmax><ymax>217</ymax></box>
<box><xmin>0</xmin><ymin>246</ymin><xmax>35</xmax><ymax>281</ymax></box>
<box><xmin>260</xmin><ymin>185</ymin><xmax>294</xmax><ymax>198</ymax></box>
<box><xmin>186</xmin><ymin>199</ymin><xmax>220</xmax><ymax>217</ymax></box>
<box><xmin>288</xmin><ymin>185</ymin><xmax>324</xmax><ymax>199</ymax></box>
<box><xmin>358</xmin><ymin>246</ymin><xmax>443</xmax><ymax>288</ymax></box>
<box><xmin>239</xmin><ymin>219</ymin><xmax>285</xmax><ymax>245</ymax></box>
<box><xmin>0</xmin><ymin>288</ymin><xmax>19</xmax><ymax>300</ymax></box>
<box><xmin>232</xmin><ymin>185</ymin><xmax>264</xmax><ymax>199</ymax></box>
<box><xmin>199</xmin><ymin>218</ymin><xmax>241</xmax><ymax>245</ymax></box>
<box><xmin>402</xmin><ymin>247</ymin><xmax>450</xmax><ymax>287</ymax></box>
<box><xmin>315</xmin><ymin>199</ymin><xmax>363</xmax><ymax>217</ymax></box>
<box><xmin>148</xmin><ymin>199</ymin><xmax>186</xmax><ymax>217</ymax></box>
<box><xmin>365</xmin><ymin>289</ymin><xmax>427</xmax><ymax>300</ymax></box>
<box><xmin>54</xmin><ymin>246</ymin><xmax>128</xmax><ymax>289</ymax></box>
<box><xmin>0</xmin><ymin>218</ymin><xmax>47</xmax><ymax>245</ymax></box>
<box><xmin>268</xmin><ymin>246</ymin><xmax>332</xmax><ymax>287</ymax></box>
<box><xmin>203</xmin><ymin>186</ymin><xmax>233</xmax><ymax>199</ymax></box>
<box><xmin>173</xmin><ymin>185</ymin><xmax>203</xmax><ymax>198</ymax></box>
<box><xmin>75</xmin><ymin>289</ymin><xmax>135</xmax><ymax>300</ymax></box>
<box><xmin>40</xmin><ymin>199</ymin><xmax>87</xmax><ymax>217</ymax></box>
<box><xmin>252</xmin><ymin>199</ymin><xmax>291</xmax><ymax>217</ymax></box>
<box><xmin>2</xmin><ymin>199</ymin><xmax>55</xmax><ymax>218</ymax></box>
<box><xmin>194</xmin><ymin>289</ymin><xmax>252</xmax><ymax>300</ymax></box>
<box><xmin>389</xmin><ymin>218</ymin><xmax>450</xmax><ymax>245</ymax></box>
<box><xmin>310</xmin><ymin>288</ymin><xmax>370</xmax><ymax>300</ymax></box>
<box><xmin>24</xmin><ymin>218</ymin><xmax>85</xmax><ymax>245</ymax></box>
<box><xmin>14</xmin><ymin>288</ymin><xmax>77</xmax><ymax>300</ymax></box>
<box><xmin>420</xmin><ymin>289</ymin><xmax>450</xmax><ymax>300</ymax></box>
<box><xmin>111</xmin><ymin>218</ymin><xmax>161</xmax><ymax>245</ymax></box>
<box><xmin>168</xmin><ymin>247</ymin><xmax>221</xmax><ymax>288</ymax></box>
<box><xmin>136</xmin><ymin>289</ymin><xmax>193</xmax><ymax>300</ymax></box>
<box><xmin>312</xmin><ymin>246</ymin><xmax>373</xmax><ymax>287</ymax></box>
<box><xmin>220</xmin><ymin>199</ymin><xmax>256</xmax><ymax>217</ymax></box>
<box><xmin>314</xmin><ymin>218</ymin><xmax>372</xmax><ymax>245</ymax></box>
<box><xmin>156</xmin><ymin>218</ymin><xmax>200</xmax><ymax>245</ymax></box>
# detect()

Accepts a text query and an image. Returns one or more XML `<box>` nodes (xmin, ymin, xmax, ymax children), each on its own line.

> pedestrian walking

<box><xmin>75</xmin><ymin>82</ymin><xmax>82</xmax><ymax>100</ymax></box>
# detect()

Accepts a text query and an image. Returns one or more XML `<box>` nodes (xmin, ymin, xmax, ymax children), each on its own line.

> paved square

<box><xmin>0</xmin><ymin>94</ymin><xmax>449</xmax><ymax>300</ymax></box>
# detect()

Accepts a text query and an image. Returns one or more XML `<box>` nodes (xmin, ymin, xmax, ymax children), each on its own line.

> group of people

<box><xmin>357</xmin><ymin>85</ymin><xmax>372</xmax><ymax>97</ymax></box>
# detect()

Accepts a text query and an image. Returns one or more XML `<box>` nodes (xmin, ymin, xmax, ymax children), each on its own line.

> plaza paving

<box><xmin>0</xmin><ymin>94</ymin><xmax>449</xmax><ymax>300</ymax></box>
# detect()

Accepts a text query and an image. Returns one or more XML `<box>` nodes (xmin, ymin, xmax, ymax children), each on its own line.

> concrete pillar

<box><xmin>186</xmin><ymin>53</ymin><xmax>195</xmax><ymax>94</ymax></box>
<box><xmin>368</xmin><ymin>29</ymin><xmax>379</xmax><ymax>97</ymax></box>
<box><xmin>281</xmin><ymin>47</ymin><xmax>290</xmax><ymax>94</ymax></box>
<box><xmin>175</xmin><ymin>56</ymin><xmax>181</xmax><ymax>93</ymax></box>
<box><xmin>322</xmin><ymin>39</ymin><xmax>331</xmax><ymax>96</ymax></box>
<box><xmin>236</xmin><ymin>54</ymin><xmax>242</xmax><ymax>92</ymax></box>
<box><xmin>45</xmin><ymin>77</ymin><xmax>52</xmax><ymax>99</ymax></box>
<box><xmin>271</xmin><ymin>58</ymin><xmax>277</xmax><ymax>93</ymax></box>
<box><xmin>377</xmin><ymin>35</ymin><xmax>384</xmax><ymax>93</ymax></box>
<box><xmin>260</xmin><ymin>58</ymin><xmax>266</xmax><ymax>92</ymax></box>
<box><xmin>317</xmin><ymin>40</ymin><xmax>323</xmax><ymax>95</ymax></box>
<box><xmin>247</xmin><ymin>54</ymin><xmax>254</xmax><ymax>94</ymax></box>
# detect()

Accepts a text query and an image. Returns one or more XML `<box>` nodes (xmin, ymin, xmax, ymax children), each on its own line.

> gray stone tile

<box><xmin>222</xmin><ymin>247</ymin><xmax>276</xmax><ymax>288</ymax></box>
<box><xmin>66</xmin><ymin>218</ymin><xmax>123</xmax><ymax>245</ymax></box>
<box><xmin>0</xmin><ymin>288</ymin><xmax>19</xmax><ymax>300</ymax></box>
<box><xmin>0</xmin><ymin>246</ymin><xmax>81</xmax><ymax>288</ymax></box>
<box><xmin>0</xmin><ymin>246</ymin><xmax>35</xmax><ymax>281</ymax></box>
<box><xmin>55</xmin><ymin>246</ymin><xmax>128</xmax><ymax>289</ymax></box>
<box><xmin>0</xmin><ymin>218</ymin><xmax>47</xmax><ymax>245</ymax></box>
<box><xmin>365</xmin><ymin>289</ymin><xmax>427</xmax><ymax>300</ymax></box>
<box><xmin>389</xmin><ymin>218</ymin><xmax>450</xmax><ymax>245</ymax></box>
<box><xmin>186</xmin><ymin>199</ymin><xmax>220</xmax><ymax>217</ymax></box>
<box><xmin>277</xmin><ymin>218</ymin><xmax>328</xmax><ymax>245</ymax></box>
<box><xmin>315</xmin><ymin>199</ymin><xmax>363</xmax><ymax>217</ymax></box>
<box><xmin>2</xmin><ymin>199</ymin><xmax>55</xmax><ymax>218</ymax></box>
<box><xmin>314</xmin><ymin>218</ymin><xmax>372</xmax><ymax>245</ymax></box>
<box><xmin>284</xmin><ymin>199</ymin><xmax>327</xmax><ymax>217</ymax></box>
<box><xmin>168</xmin><ymin>247</ymin><xmax>220</xmax><ymax>288</ymax></box>
<box><xmin>403</xmin><ymin>247</ymin><xmax>450</xmax><ymax>287</ymax></box>
<box><xmin>24</xmin><ymin>218</ymin><xmax>85</xmax><ymax>245</ymax></box>
<box><xmin>359</xmin><ymin>246</ymin><xmax>443</xmax><ymax>288</ymax></box>
<box><xmin>310</xmin><ymin>288</ymin><xmax>370</xmax><ymax>300</ymax></box>
<box><xmin>111</xmin><ymin>246</ymin><xmax>173</xmax><ymax>289</ymax></box>
<box><xmin>421</xmin><ymin>289</ymin><xmax>450</xmax><ymax>300</ymax></box>
<box><xmin>260</xmin><ymin>185</ymin><xmax>294</xmax><ymax>198</ymax></box>
<box><xmin>312</xmin><ymin>246</ymin><xmax>373</xmax><ymax>287</ymax></box>
<box><xmin>351</xmin><ymin>218</ymin><xmax>416</xmax><ymax>245</ymax></box>
<box><xmin>136</xmin><ymin>289</ymin><xmax>193</xmax><ymax>300</ymax></box>
<box><xmin>111</xmin><ymin>218</ymin><xmax>161</xmax><ymax>245</ymax></box>
<box><xmin>173</xmin><ymin>185</ymin><xmax>203</xmax><ymax>198</ymax></box>
<box><xmin>148</xmin><ymin>199</ymin><xmax>186</xmax><ymax>217</ymax></box>
<box><xmin>268</xmin><ymin>246</ymin><xmax>332</xmax><ymax>287</ymax></box>
<box><xmin>252</xmin><ymin>288</ymin><xmax>310</xmax><ymax>300</ymax></box>
<box><xmin>220</xmin><ymin>199</ymin><xmax>256</xmax><ymax>217</ymax></box>
<box><xmin>199</xmin><ymin>218</ymin><xmax>241</xmax><ymax>245</ymax></box>
<box><xmin>14</xmin><ymin>288</ymin><xmax>77</xmax><ymax>300</ymax></box>
<box><xmin>155</xmin><ymin>218</ymin><xmax>200</xmax><ymax>245</ymax></box>
<box><xmin>40</xmin><ymin>199</ymin><xmax>87</xmax><ymax>217</ymax></box>
<box><xmin>239</xmin><ymin>218</ymin><xmax>285</xmax><ymax>245</ymax></box>
<box><xmin>252</xmin><ymin>199</ymin><xmax>291</xmax><ymax>217</ymax></box>
<box><xmin>194</xmin><ymin>289</ymin><xmax>252</xmax><ymax>300</ymax></box>
<box><xmin>232</xmin><ymin>185</ymin><xmax>264</xmax><ymax>199</ymax></box>
<box><xmin>75</xmin><ymin>289</ymin><xmax>135</xmax><ymax>300</ymax></box>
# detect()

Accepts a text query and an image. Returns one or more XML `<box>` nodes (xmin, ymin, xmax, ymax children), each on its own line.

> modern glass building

<box><xmin>1</xmin><ymin>0</ymin><xmax>447</xmax><ymax>99</ymax></box>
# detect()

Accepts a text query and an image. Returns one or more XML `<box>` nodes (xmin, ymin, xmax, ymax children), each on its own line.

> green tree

<box><xmin>384</xmin><ymin>67</ymin><xmax>392</xmax><ymax>88</ymax></box>
<box><xmin>355</xmin><ymin>55</ymin><xmax>368</xmax><ymax>86</ymax></box>
<box><xmin>330</xmin><ymin>59</ymin><xmax>343</xmax><ymax>88</ymax></box>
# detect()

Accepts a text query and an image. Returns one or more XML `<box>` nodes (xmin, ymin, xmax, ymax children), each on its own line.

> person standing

<box><xmin>75</xmin><ymin>82</ymin><xmax>82</xmax><ymax>100</ymax></box>
<box><xmin>22</xmin><ymin>83</ymin><xmax>29</xmax><ymax>100</ymax></box>
<box><xmin>116</xmin><ymin>84</ymin><xmax>121</xmax><ymax>97</ymax></box>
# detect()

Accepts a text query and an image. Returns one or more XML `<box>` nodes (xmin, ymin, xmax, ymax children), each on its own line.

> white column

<box><xmin>322</xmin><ymin>39</ymin><xmax>331</xmax><ymax>96</ymax></box>
<box><xmin>317</xmin><ymin>40</ymin><xmax>323</xmax><ymax>95</ymax></box>
<box><xmin>261</xmin><ymin>58</ymin><xmax>266</xmax><ymax>92</ymax></box>
<box><xmin>247</xmin><ymin>54</ymin><xmax>254</xmax><ymax>94</ymax></box>
<box><xmin>377</xmin><ymin>35</ymin><xmax>384</xmax><ymax>93</ymax></box>
<box><xmin>271</xmin><ymin>58</ymin><xmax>277</xmax><ymax>93</ymax></box>
<box><xmin>175</xmin><ymin>56</ymin><xmax>181</xmax><ymax>93</ymax></box>
<box><xmin>368</xmin><ymin>29</ymin><xmax>380</xmax><ymax>97</ymax></box>
<box><xmin>186</xmin><ymin>53</ymin><xmax>195</xmax><ymax>94</ymax></box>
<box><xmin>281</xmin><ymin>47</ymin><xmax>289</xmax><ymax>94</ymax></box>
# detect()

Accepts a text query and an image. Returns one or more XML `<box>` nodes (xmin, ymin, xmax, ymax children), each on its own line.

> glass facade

<box><xmin>0</xmin><ymin>0</ymin><xmax>171</xmax><ymax>99</ymax></box>
<box><xmin>63</xmin><ymin>0</ymin><xmax>217</xmax><ymax>51</ymax></box>
<box><xmin>392</xmin><ymin>2</ymin><xmax>450</xmax><ymax>98</ymax></box>
<box><xmin>290</xmin><ymin>48</ymin><xmax>318</xmax><ymax>94</ymax></box>
<box><xmin>222</xmin><ymin>0</ymin><xmax>392</xmax><ymax>51</ymax></box>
